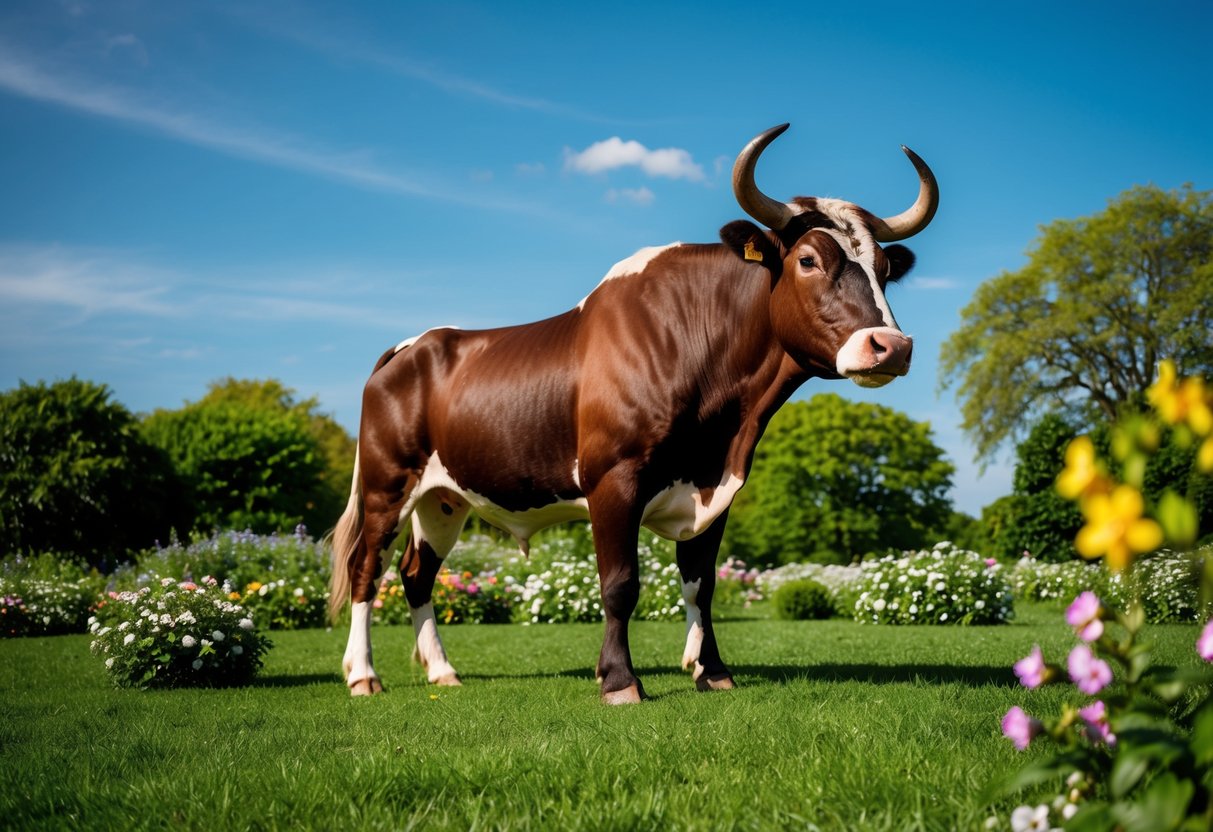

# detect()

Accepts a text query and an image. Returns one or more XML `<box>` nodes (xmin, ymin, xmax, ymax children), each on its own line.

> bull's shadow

<box><xmin>457</xmin><ymin>662</ymin><xmax>1013</xmax><ymax>688</ymax></box>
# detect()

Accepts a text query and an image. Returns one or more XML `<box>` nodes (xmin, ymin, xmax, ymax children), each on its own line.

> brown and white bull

<box><xmin>329</xmin><ymin>123</ymin><xmax>938</xmax><ymax>703</ymax></box>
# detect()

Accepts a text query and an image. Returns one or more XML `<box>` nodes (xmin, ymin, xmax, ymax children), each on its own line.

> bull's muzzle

<box><xmin>835</xmin><ymin>327</ymin><xmax>913</xmax><ymax>388</ymax></box>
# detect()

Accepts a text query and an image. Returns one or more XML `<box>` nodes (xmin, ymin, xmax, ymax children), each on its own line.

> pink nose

<box><xmin>864</xmin><ymin>330</ymin><xmax>913</xmax><ymax>375</ymax></box>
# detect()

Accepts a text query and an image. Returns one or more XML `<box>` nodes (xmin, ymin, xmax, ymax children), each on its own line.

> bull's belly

<box><xmin>406</xmin><ymin>453</ymin><xmax>744</xmax><ymax>548</ymax></box>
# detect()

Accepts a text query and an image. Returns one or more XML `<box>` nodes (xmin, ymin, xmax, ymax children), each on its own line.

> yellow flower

<box><xmin>246</xmin><ymin>581</ymin><xmax>262</xmax><ymax>593</ymax></box>
<box><xmin>1075</xmin><ymin>485</ymin><xmax>1163</xmax><ymax>572</ymax></box>
<box><xmin>1056</xmin><ymin>436</ymin><xmax>1109</xmax><ymax>500</ymax></box>
<box><xmin>1148</xmin><ymin>360</ymin><xmax>1212</xmax><ymax>434</ymax></box>
<box><xmin>1199</xmin><ymin>437</ymin><xmax>1213</xmax><ymax>473</ymax></box>
<box><xmin>443</xmin><ymin>607</ymin><xmax>454</xmax><ymax>624</ymax></box>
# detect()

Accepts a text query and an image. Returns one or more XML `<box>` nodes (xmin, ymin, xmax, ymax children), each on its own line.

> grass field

<box><xmin>1</xmin><ymin>603</ymin><xmax>1203</xmax><ymax>831</ymax></box>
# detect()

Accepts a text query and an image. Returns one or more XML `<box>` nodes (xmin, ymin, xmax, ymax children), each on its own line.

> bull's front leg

<box><xmin>587</xmin><ymin>467</ymin><xmax>645</xmax><ymax>704</ymax></box>
<box><xmin>676</xmin><ymin>511</ymin><xmax>736</xmax><ymax>691</ymax></box>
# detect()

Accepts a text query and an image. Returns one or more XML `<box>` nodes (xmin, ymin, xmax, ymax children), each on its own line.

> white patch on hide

<box><xmin>410</xmin><ymin>602</ymin><xmax>459</xmax><ymax>682</ymax></box>
<box><xmin>576</xmin><ymin>243</ymin><xmax>681</xmax><ymax>310</ymax></box>
<box><xmin>394</xmin><ymin>325</ymin><xmax>460</xmax><ymax>354</ymax></box>
<box><xmin>342</xmin><ymin>601</ymin><xmax>379</xmax><ymax>688</ymax></box>
<box><xmin>642</xmin><ymin>472</ymin><xmax>744</xmax><ymax>541</ymax></box>
<box><xmin>682</xmin><ymin>578</ymin><xmax>703</xmax><ymax>669</ymax></box>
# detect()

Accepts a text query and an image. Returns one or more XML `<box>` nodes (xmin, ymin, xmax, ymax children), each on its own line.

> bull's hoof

<box><xmin>350</xmin><ymin>677</ymin><xmax>384</xmax><ymax>696</ymax></box>
<box><xmin>602</xmin><ymin>682</ymin><xmax>646</xmax><ymax>705</ymax></box>
<box><xmin>695</xmin><ymin>673</ymin><xmax>736</xmax><ymax>692</ymax></box>
<box><xmin>431</xmin><ymin>673</ymin><xmax>462</xmax><ymax>687</ymax></box>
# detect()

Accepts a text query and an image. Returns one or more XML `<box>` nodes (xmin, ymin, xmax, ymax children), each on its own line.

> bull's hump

<box><xmin>576</xmin><ymin>242</ymin><xmax>683</xmax><ymax>311</ymax></box>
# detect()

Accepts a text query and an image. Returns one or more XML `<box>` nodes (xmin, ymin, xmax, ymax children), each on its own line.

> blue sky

<box><xmin>1</xmin><ymin>0</ymin><xmax>1210</xmax><ymax>517</ymax></box>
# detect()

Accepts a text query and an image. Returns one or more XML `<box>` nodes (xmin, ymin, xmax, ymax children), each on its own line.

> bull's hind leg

<box><xmin>344</xmin><ymin>486</ymin><xmax>413</xmax><ymax>696</ymax></box>
<box><xmin>402</xmin><ymin>488</ymin><xmax>470</xmax><ymax>686</ymax></box>
<box><xmin>676</xmin><ymin>511</ymin><xmax>736</xmax><ymax>691</ymax></box>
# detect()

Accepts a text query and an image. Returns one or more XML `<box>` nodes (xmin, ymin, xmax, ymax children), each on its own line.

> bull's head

<box><xmin>723</xmin><ymin>123</ymin><xmax>938</xmax><ymax>388</ymax></box>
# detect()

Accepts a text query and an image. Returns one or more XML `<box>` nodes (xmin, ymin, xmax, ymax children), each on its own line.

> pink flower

<box><xmin>1078</xmin><ymin>700</ymin><xmax>1116</xmax><ymax>746</ymax></box>
<box><xmin>1198</xmin><ymin>619</ymin><xmax>1213</xmax><ymax>662</ymax></box>
<box><xmin>1068</xmin><ymin>644</ymin><xmax>1112</xmax><ymax>695</ymax></box>
<box><xmin>1013</xmin><ymin>645</ymin><xmax>1048</xmax><ymax>688</ymax></box>
<box><xmin>372</xmin><ymin>598</ymin><xmax>384</xmax><ymax>609</ymax></box>
<box><xmin>985</xmin><ymin>558</ymin><xmax>997</xmax><ymax>568</ymax></box>
<box><xmin>466</xmin><ymin>583</ymin><xmax>480</xmax><ymax>595</ymax></box>
<box><xmin>1066</xmin><ymin>592</ymin><xmax>1104</xmax><ymax>642</ymax></box>
<box><xmin>1002</xmin><ymin>706</ymin><xmax>1043</xmax><ymax>751</ymax></box>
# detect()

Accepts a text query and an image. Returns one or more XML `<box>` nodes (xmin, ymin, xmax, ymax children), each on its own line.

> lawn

<box><xmin>0</xmin><ymin>603</ymin><xmax>1203</xmax><ymax>831</ymax></box>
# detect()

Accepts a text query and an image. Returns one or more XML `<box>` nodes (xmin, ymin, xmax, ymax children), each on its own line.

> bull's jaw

<box><xmin>835</xmin><ymin>326</ymin><xmax>913</xmax><ymax>387</ymax></box>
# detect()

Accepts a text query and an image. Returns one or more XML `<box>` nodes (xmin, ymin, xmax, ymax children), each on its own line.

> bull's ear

<box><xmin>720</xmin><ymin>220</ymin><xmax>782</xmax><ymax>275</ymax></box>
<box><xmin>884</xmin><ymin>244</ymin><xmax>916</xmax><ymax>283</ymax></box>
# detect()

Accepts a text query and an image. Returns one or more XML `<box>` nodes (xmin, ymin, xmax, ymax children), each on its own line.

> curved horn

<box><xmin>732</xmin><ymin>123</ymin><xmax>795</xmax><ymax>231</ymax></box>
<box><xmin>869</xmin><ymin>146</ymin><xmax>939</xmax><ymax>242</ymax></box>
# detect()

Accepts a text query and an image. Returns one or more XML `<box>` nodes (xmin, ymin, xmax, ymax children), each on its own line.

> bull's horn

<box><xmin>869</xmin><ymin>146</ymin><xmax>939</xmax><ymax>242</ymax></box>
<box><xmin>732</xmin><ymin>123</ymin><xmax>795</xmax><ymax>231</ymax></box>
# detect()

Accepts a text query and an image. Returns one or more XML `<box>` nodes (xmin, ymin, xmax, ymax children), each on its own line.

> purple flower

<box><xmin>1078</xmin><ymin>700</ymin><xmax>1116</xmax><ymax>746</ymax></box>
<box><xmin>1068</xmin><ymin>644</ymin><xmax>1112</xmax><ymax>695</ymax></box>
<box><xmin>1198</xmin><ymin>619</ymin><xmax>1213</xmax><ymax>662</ymax></box>
<box><xmin>1013</xmin><ymin>645</ymin><xmax>1048</xmax><ymax>688</ymax></box>
<box><xmin>1066</xmin><ymin>592</ymin><xmax>1104</xmax><ymax>642</ymax></box>
<box><xmin>1002</xmin><ymin>706</ymin><xmax>1043</xmax><ymax>751</ymax></box>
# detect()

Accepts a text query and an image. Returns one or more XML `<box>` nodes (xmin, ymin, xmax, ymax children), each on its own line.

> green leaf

<box><xmin>1064</xmin><ymin>802</ymin><xmax>1115</xmax><ymax>832</ymax></box>
<box><xmin>1190</xmin><ymin>704</ymin><xmax>1213</xmax><ymax>767</ymax></box>
<box><xmin>1156</xmin><ymin>491</ymin><xmax>1198</xmax><ymax>548</ymax></box>
<box><xmin>1109</xmin><ymin>750</ymin><xmax>1152</xmax><ymax>799</ymax></box>
<box><xmin>991</xmin><ymin>751</ymin><xmax>1088</xmax><ymax>798</ymax></box>
<box><xmin>1111</xmin><ymin>773</ymin><xmax>1194</xmax><ymax>832</ymax></box>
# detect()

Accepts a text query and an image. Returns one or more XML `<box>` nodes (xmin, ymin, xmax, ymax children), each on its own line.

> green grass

<box><xmin>0</xmin><ymin>603</ymin><xmax>1203</xmax><ymax>831</ymax></box>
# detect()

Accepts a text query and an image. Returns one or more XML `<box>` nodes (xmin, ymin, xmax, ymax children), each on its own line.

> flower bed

<box><xmin>853</xmin><ymin>543</ymin><xmax>1013</xmax><ymax>625</ymax></box>
<box><xmin>1</xmin><ymin>554</ymin><xmax>103</xmax><ymax>638</ymax></box>
<box><xmin>90</xmin><ymin>576</ymin><xmax>270</xmax><ymax>688</ymax></box>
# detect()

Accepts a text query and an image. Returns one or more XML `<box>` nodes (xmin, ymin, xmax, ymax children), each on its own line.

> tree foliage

<box><xmin>141</xmin><ymin>379</ymin><xmax>353</xmax><ymax>536</ymax></box>
<box><xmin>995</xmin><ymin>414</ymin><xmax>1083</xmax><ymax>561</ymax></box>
<box><xmin>724</xmin><ymin>394</ymin><xmax>954</xmax><ymax>565</ymax></box>
<box><xmin>939</xmin><ymin>184</ymin><xmax>1213</xmax><ymax>461</ymax></box>
<box><xmin>0</xmin><ymin>378</ymin><xmax>176</xmax><ymax>567</ymax></box>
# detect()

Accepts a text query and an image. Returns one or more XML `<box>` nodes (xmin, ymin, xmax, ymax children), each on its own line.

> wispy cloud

<box><xmin>564</xmin><ymin>137</ymin><xmax>705</xmax><ymax>181</ymax></box>
<box><xmin>0</xmin><ymin>45</ymin><xmax>545</xmax><ymax>215</ymax></box>
<box><xmin>605</xmin><ymin>186</ymin><xmax>655</xmax><ymax>206</ymax></box>
<box><xmin>909</xmin><ymin>276</ymin><xmax>961</xmax><ymax>290</ymax></box>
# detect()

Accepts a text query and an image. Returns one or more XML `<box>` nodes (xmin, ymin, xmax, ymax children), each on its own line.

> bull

<box><xmin>330</xmin><ymin>123</ymin><xmax>938</xmax><ymax>702</ymax></box>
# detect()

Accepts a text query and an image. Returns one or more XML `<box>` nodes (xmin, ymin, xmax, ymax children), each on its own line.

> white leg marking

<box><xmin>343</xmin><ymin>601</ymin><xmax>380</xmax><ymax>690</ymax></box>
<box><xmin>410</xmin><ymin>602</ymin><xmax>460</xmax><ymax>684</ymax></box>
<box><xmin>681</xmin><ymin>578</ymin><xmax>703</xmax><ymax>670</ymax></box>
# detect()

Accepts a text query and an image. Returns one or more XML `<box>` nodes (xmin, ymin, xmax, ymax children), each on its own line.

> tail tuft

<box><xmin>327</xmin><ymin>446</ymin><xmax>363</xmax><ymax>624</ymax></box>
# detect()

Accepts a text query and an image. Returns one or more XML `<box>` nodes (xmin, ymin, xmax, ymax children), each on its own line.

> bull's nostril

<box><xmin>870</xmin><ymin>334</ymin><xmax>887</xmax><ymax>355</ymax></box>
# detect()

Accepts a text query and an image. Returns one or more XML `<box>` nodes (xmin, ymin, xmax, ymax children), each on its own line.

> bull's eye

<box><xmin>798</xmin><ymin>256</ymin><xmax>816</xmax><ymax>270</ymax></box>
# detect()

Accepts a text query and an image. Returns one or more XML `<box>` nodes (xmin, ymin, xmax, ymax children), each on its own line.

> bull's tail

<box><xmin>326</xmin><ymin>444</ymin><xmax>363</xmax><ymax>623</ymax></box>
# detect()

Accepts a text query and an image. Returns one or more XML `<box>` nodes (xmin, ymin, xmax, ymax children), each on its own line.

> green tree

<box><xmin>0</xmin><ymin>378</ymin><xmax>177</xmax><ymax>567</ymax></box>
<box><xmin>141</xmin><ymin>386</ymin><xmax>328</xmax><ymax>535</ymax></box>
<box><xmin>194</xmin><ymin>378</ymin><xmax>355</xmax><ymax>534</ymax></box>
<box><xmin>724</xmin><ymin>394</ymin><xmax>954</xmax><ymax>565</ymax></box>
<box><xmin>994</xmin><ymin>414</ymin><xmax>1083</xmax><ymax>561</ymax></box>
<box><xmin>939</xmin><ymin>184</ymin><xmax>1213</xmax><ymax>462</ymax></box>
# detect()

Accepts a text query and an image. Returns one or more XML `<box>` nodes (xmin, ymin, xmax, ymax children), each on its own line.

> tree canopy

<box><xmin>939</xmin><ymin>184</ymin><xmax>1213</xmax><ymax>461</ymax></box>
<box><xmin>0</xmin><ymin>378</ymin><xmax>176</xmax><ymax>566</ymax></box>
<box><xmin>724</xmin><ymin>394</ymin><xmax>954</xmax><ymax>565</ymax></box>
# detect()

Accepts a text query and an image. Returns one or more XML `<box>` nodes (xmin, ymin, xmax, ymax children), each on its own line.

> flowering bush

<box><xmin>0</xmin><ymin>553</ymin><xmax>103</xmax><ymax>637</ymax></box>
<box><xmin>755</xmin><ymin>561</ymin><xmax>862</xmax><ymax>614</ymax></box>
<box><xmin>1009</xmin><ymin>549</ymin><xmax>1209</xmax><ymax>623</ymax></box>
<box><xmin>995</xmin><ymin>592</ymin><xmax>1213</xmax><ymax>830</ymax></box>
<box><xmin>505</xmin><ymin>556</ymin><xmax>602</xmax><ymax>623</ymax></box>
<box><xmin>89</xmin><ymin>576</ymin><xmax>270</xmax><ymax>688</ymax></box>
<box><xmin>371</xmin><ymin>567</ymin><xmax>512</xmax><ymax>625</ymax></box>
<box><xmin>714</xmin><ymin>556</ymin><xmax>764</xmax><ymax>607</ymax></box>
<box><xmin>233</xmin><ymin>573</ymin><xmax>330</xmax><ymax>630</ymax></box>
<box><xmin>853</xmin><ymin>543</ymin><xmax>1014</xmax><ymax>625</ymax></box>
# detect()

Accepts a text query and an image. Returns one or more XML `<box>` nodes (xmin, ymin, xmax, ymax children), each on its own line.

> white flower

<box><xmin>940</xmin><ymin>613</ymin><xmax>948</xmax><ymax>622</ymax></box>
<box><xmin>1010</xmin><ymin>804</ymin><xmax>1052</xmax><ymax>832</ymax></box>
<box><xmin>212</xmin><ymin>630</ymin><xmax>225</xmax><ymax>641</ymax></box>
<box><xmin>192</xmin><ymin>659</ymin><xmax>203</xmax><ymax>670</ymax></box>
<box><xmin>293</xmin><ymin>587</ymin><xmax>305</xmax><ymax>597</ymax></box>
<box><xmin>117</xmin><ymin>621</ymin><xmax>130</xmax><ymax>631</ymax></box>
<box><xmin>123</xmin><ymin>633</ymin><xmax>136</xmax><ymax>645</ymax></box>
<box><xmin>231</xmin><ymin>645</ymin><xmax>244</xmax><ymax>656</ymax></box>
<box><xmin>182</xmin><ymin>635</ymin><xmax>197</xmax><ymax>648</ymax></box>
<box><xmin>873</xmin><ymin>599</ymin><xmax>887</xmax><ymax>612</ymax></box>
<box><xmin>238</xmin><ymin>618</ymin><xmax>254</xmax><ymax>630</ymax></box>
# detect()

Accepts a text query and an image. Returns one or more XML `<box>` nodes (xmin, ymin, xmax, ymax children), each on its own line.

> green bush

<box><xmin>0</xmin><ymin>378</ymin><xmax>178</xmax><ymax>567</ymax></box>
<box><xmin>90</xmin><ymin>577</ymin><xmax>270</xmax><ymax>688</ymax></box>
<box><xmin>771</xmin><ymin>579</ymin><xmax>835</xmax><ymax>620</ymax></box>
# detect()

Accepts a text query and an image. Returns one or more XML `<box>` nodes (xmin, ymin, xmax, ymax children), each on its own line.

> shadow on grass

<box><xmin>253</xmin><ymin>672</ymin><xmax>344</xmax><ymax>688</ymax></box>
<box><xmin>457</xmin><ymin>662</ymin><xmax>1014</xmax><ymax>688</ymax></box>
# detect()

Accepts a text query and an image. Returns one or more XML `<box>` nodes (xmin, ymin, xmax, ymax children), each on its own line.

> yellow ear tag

<box><xmin>743</xmin><ymin>241</ymin><xmax>763</xmax><ymax>262</ymax></box>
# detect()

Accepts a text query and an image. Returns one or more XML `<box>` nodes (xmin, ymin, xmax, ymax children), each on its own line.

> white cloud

<box><xmin>605</xmin><ymin>186</ymin><xmax>655</xmax><ymax>206</ymax></box>
<box><xmin>564</xmin><ymin>137</ymin><xmax>705</xmax><ymax>181</ymax></box>
<box><xmin>0</xmin><ymin>244</ymin><xmax>178</xmax><ymax>320</ymax></box>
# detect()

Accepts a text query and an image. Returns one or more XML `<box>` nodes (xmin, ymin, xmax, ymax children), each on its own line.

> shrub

<box><xmin>756</xmin><ymin>561</ymin><xmax>862</xmax><ymax>615</ymax></box>
<box><xmin>713</xmin><ymin>556</ymin><xmax>764</xmax><ymax>607</ymax></box>
<box><xmin>771</xmin><ymin>579</ymin><xmax>835</xmax><ymax>620</ymax></box>
<box><xmin>90</xmin><ymin>576</ymin><xmax>270</xmax><ymax>688</ymax></box>
<box><xmin>0</xmin><ymin>553</ymin><xmax>104</xmax><ymax>637</ymax></box>
<box><xmin>0</xmin><ymin>378</ymin><xmax>177</xmax><ymax>567</ymax></box>
<box><xmin>853</xmin><ymin>543</ymin><xmax>1014</xmax><ymax>625</ymax></box>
